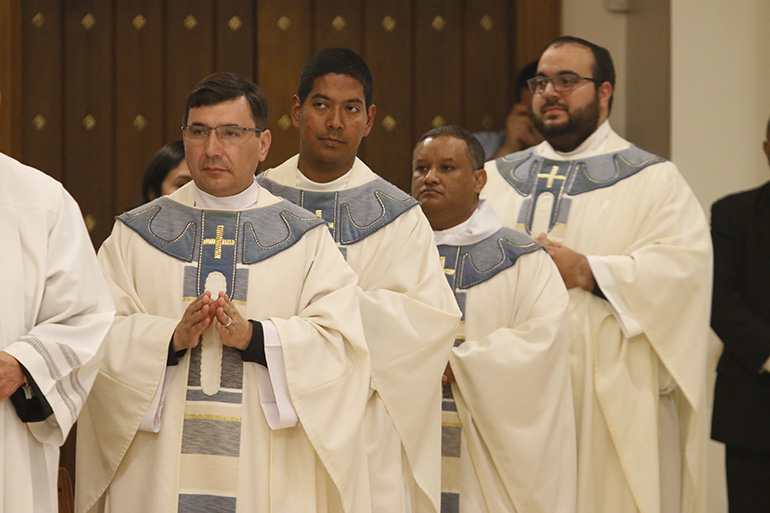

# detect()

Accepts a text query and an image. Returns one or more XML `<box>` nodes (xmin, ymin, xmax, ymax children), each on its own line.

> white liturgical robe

<box><xmin>482</xmin><ymin>122</ymin><xmax>712</xmax><ymax>513</ymax></box>
<box><xmin>75</xmin><ymin>182</ymin><xmax>371</xmax><ymax>513</ymax></box>
<box><xmin>0</xmin><ymin>152</ymin><xmax>114</xmax><ymax>513</ymax></box>
<box><xmin>435</xmin><ymin>201</ymin><xmax>576</xmax><ymax>513</ymax></box>
<box><xmin>259</xmin><ymin>156</ymin><xmax>461</xmax><ymax>513</ymax></box>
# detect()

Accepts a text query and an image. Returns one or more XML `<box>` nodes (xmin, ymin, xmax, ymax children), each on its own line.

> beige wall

<box><xmin>561</xmin><ymin>1</ymin><xmax>770</xmax><ymax>512</ymax></box>
<box><xmin>672</xmin><ymin>4</ymin><xmax>770</xmax><ymax>510</ymax></box>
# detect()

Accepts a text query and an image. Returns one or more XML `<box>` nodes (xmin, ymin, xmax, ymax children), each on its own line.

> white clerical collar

<box><xmin>193</xmin><ymin>176</ymin><xmax>260</xmax><ymax>210</ymax></box>
<box><xmin>296</xmin><ymin>168</ymin><xmax>353</xmax><ymax>191</ymax></box>
<box><xmin>432</xmin><ymin>200</ymin><xmax>504</xmax><ymax>247</ymax></box>
<box><xmin>540</xmin><ymin>120</ymin><xmax>612</xmax><ymax>160</ymax></box>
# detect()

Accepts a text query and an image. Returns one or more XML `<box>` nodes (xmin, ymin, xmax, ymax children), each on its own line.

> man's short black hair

<box><xmin>414</xmin><ymin>125</ymin><xmax>486</xmax><ymax>172</ymax></box>
<box><xmin>183</xmin><ymin>72</ymin><xmax>268</xmax><ymax>128</ymax></box>
<box><xmin>297</xmin><ymin>47</ymin><xmax>373</xmax><ymax>109</ymax></box>
<box><xmin>545</xmin><ymin>36</ymin><xmax>616</xmax><ymax>113</ymax></box>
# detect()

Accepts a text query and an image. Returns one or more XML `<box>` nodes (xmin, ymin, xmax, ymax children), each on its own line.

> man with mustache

<box><xmin>482</xmin><ymin>36</ymin><xmax>712</xmax><ymax>513</ymax></box>
<box><xmin>259</xmin><ymin>48</ymin><xmax>460</xmax><ymax>513</ymax></box>
<box><xmin>75</xmin><ymin>72</ymin><xmax>372</xmax><ymax>513</ymax></box>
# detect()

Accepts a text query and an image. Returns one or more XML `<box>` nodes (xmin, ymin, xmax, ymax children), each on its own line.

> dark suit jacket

<box><xmin>711</xmin><ymin>181</ymin><xmax>770</xmax><ymax>451</ymax></box>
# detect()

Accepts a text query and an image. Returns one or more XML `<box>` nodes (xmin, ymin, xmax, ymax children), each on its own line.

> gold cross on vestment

<box><xmin>202</xmin><ymin>225</ymin><xmax>235</xmax><ymax>259</ymax></box>
<box><xmin>440</xmin><ymin>256</ymin><xmax>456</xmax><ymax>276</ymax></box>
<box><xmin>537</xmin><ymin>165</ymin><xmax>567</xmax><ymax>188</ymax></box>
<box><xmin>315</xmin><ymin>209</ymin><xmax>334</xmax><ymax>230</ymax></box>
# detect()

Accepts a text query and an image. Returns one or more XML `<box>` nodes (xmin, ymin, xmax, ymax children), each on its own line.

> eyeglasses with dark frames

<box><xmin>526</xmin><ymin>74</ymin><xmax>604</xmax><ymax>94</ymax></box>
<box><xmin>181</xmin><ymin>124</ymin><xmax>265</xmax><ymax>145</ymax></box>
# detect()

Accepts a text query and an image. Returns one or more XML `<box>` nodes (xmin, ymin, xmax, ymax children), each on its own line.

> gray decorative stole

<box><xmin>117</xmin><ymin>197</ymin><xmax>324</xmax><ymax>511</ymax></box>
<box><xmin>494</xmin><ymin>145</ymin><xmax>664</xmax><ymax>234</ymax></box>
<box><xmin>437</xmin><ymin>228</ymin><xmax>542</xmax><ymax>512</ymax></box>
<box><xmin>257</xmin><ymin>174</ymin><xmax>418</xmax><ymax>259</ymax></box>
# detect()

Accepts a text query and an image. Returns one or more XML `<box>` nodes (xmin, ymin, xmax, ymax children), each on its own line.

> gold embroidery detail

<box><xmin>441</xmin><ymin>256</ymin><xmax>456</xmax><ymax>276</ymax></box>
<box><xmin>202</xmin><ymin>225</ymin><xmax>236</xmax><ymax>260</ymax></box>
<box><xmin>537</xmin><ymin>165</ymin><xmax>566</xmax><ymax>188</ymax></box>
<box><xmin>315</xmin><ymin>209</ymin><xmax>334</xmax><ymax>231</ymax></box>
<box><xmin>184</xmin><ymin>413</ymin><xmax>242</xmax><ymax>422</ymax></box>
<box><xmin>431</xmin><ymin>115</ymin><xmax>446</xmax><ymax>128</ymax></box>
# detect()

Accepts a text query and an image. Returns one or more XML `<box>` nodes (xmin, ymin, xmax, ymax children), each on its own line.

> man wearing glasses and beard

<box><xmin>482</xmin><ymin>36</ymin><xmax>712</xmax><ymax>513</ymax></box>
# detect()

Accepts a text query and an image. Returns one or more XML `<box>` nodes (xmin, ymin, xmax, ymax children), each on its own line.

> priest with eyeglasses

<box><xmin>483</xmin><ymin>37</ymin><xmax>712</xmax><ymax>513</ymax></box>
<box><xmin>75</xmin><ymin>72</ymin><xmax>372</xmax><ymax>513</ymax></box>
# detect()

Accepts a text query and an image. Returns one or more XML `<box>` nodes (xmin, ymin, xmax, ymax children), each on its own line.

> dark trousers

<box><xmin>726</xmin><ymin>445</ymin><xmax>770</xmax><ymax>513</ymax></box>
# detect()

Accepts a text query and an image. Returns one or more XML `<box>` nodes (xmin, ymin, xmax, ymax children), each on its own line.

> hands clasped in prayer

<box><xmin>173</xmin><ymin>291</ymin><xmax>252</xmax><ymax>352</ymax></box>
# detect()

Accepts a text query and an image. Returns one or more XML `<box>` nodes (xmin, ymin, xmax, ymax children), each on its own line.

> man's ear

<box><xmin>291</xmin><ymin>95</ymin><xmax>302</xmax><ymax>128</ymax></box>
<box><xmin>473</xmin><ymin>168</ymin><xmax>487</xmax><ymax>194</ymax></box>
<box><xmin>598</xmin><ymin>81</ymin><xmax>613</xmax><ymax>112</ymax></box>
<box><xmin>257</xmin><ymin>130</ymin><xmax>272</xmax><ymax>162</ymax></box>
<box><xmin>362</xmin><ymin>104</ymin><xmax>376</xmax><ymax>138</ymax></box>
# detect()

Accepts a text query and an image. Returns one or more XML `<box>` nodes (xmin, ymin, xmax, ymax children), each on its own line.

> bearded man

<box><xmin>482</xmin><ymin>36</ymin><xmax>712</xmax><ymax>513</ymax></box>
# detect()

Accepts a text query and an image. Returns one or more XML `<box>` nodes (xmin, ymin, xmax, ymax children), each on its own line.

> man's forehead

<box><xmin>309</xmin><ymin>73</ymin><xmax>366</xmax><ymax>102</ymax></box>
<box><xmin>415</xmin><ymin>136</ymin><xmax>468</xmax><ymax>158</ymax></box>
<box><xmin>537</xmin><ymin>43</ymin><xmax>594</xmax><ymax>76</ymax></box>
<box><xmin>187</xmin><ymin>97</ymin><xmax>252</xmax><ymax>121</ymax></box>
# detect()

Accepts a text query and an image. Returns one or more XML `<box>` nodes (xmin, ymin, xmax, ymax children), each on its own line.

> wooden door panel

<box><xmin>216</xmin><ymin>0</ymin><xmax>256</xmax><ymax>79</ymax></box>
<box><xmin>115</xmin><ymin>1</ymin><xmax>164</xmax><ymax>212</ymax></box>
<box><xmin>413</xmin><ymin>0</ymin><xmax>463</xmax><ymax>138</ymax></box>
<box><xmin>63</xmin><ymin>0</ymin><xmax>114</xmax><ymax>245</ymax></box>
<box><xmin>463</xmin><ymin>0</ymin><xmax>510</xmax><ymax>133</ymax></box>
<box><xmin>256</xmin><ymin>0</ymin><xmax>312</xmax><ymax>170</ymax></box>
<box><xmin>164</xmin><ymin>0</ymin><xmax>215</xmax><ymax>143</ymax></box>
<box><xmin>363</xmin><ymin>0</ymin><xmax>413</xmax><ymax>190</ymax></box>
<box><xmin>21</xmin><ymin>0</ymin><xmax>63</xmax><ymax>180</ymax></box>
<box><xmin>314</xmin><ymin>1</ymin><xmax>363</xmax><ymax>52</ymax></box>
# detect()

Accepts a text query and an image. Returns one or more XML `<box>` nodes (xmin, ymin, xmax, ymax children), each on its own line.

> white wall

<box><xmin>561</xmin><ymin>1</ymin><xmax>770</xmax><ymax>512</ymax></box>
<box><xmin>671</xmin><ymin>5</ymin><xmax>770</xmax><ymax>509</ymax></box>
<box><xmin>672</xmin><ymin>0</ymin><xmax>770</xmax><ymax>211</ymax></box>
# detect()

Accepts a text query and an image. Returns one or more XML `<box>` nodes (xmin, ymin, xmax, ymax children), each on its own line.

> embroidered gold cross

<box><xmin>202</xmin><ymin>225</ymin><xmax>235</xmax><ymax>259</ymax></box>
<box><xmin>440</xmin><ymin>256</ymin><xmax>455</xmax><ymax>276</ymax></box>
<box><xmin>537</xmin><ymin>165</ymin><xmax>566</xmax><ymax>188</ymax></box>
<box><xmin>315</xmin><ymin>209</ymin><xmax>334</xmax><ymax>230</ymax></box>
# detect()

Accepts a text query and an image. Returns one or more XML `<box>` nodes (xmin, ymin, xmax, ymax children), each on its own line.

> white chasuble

<box><xmin>75</xmin><ymin>183</ymin><xmax>371</xmax><ymax>513</ymax></box>
<box><xmin>482</xmin><ymin>123</ymin><xmax>712</xmax><ymax>513</ymax></box>
<box><xmin>260</xmin><ymin>156</ymin><xmax>461</xmax><ymax>513</ymax></box>
<box><xmin>435</xmin><ymin>202</ymin><xmax>576</xmax><ymax>513</ymax></box>
<box><xmin>0</xmin><ymin>153</ymin><xmax>114</xmax><ymax>513</ymax></box>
